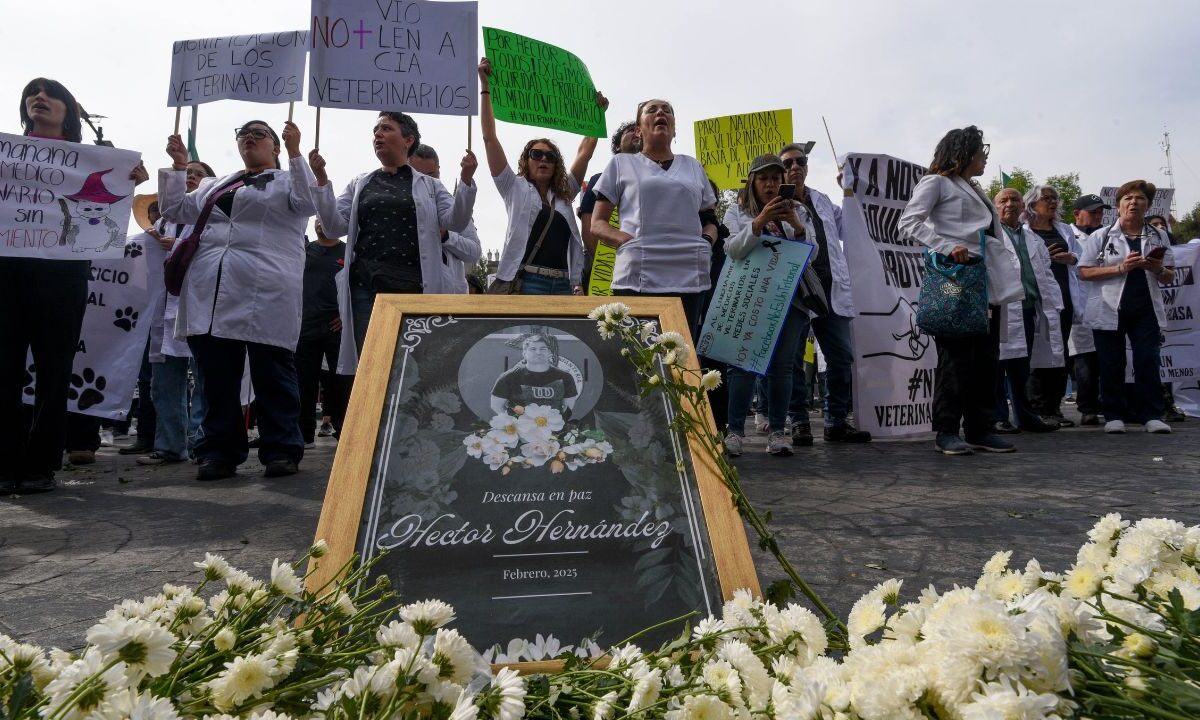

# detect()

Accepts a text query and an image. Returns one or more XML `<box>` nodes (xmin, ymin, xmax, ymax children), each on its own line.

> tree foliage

<box><xmin>1174</xmin><ymin>201</ymin><xmax>1200</xmax><ymax>242</ymax></box>
<box><xmin>985</xmin><ymin>166</ymin><xmax>1036</xmax><ymax>199</ymax></box>
<box><xmin>1045</xmin><ymin>172</ymin><xmax>1082</xmax><ymax>225</ymax></box>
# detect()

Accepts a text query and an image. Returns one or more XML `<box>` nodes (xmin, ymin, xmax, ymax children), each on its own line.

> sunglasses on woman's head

<box><xmin>528</xmin><ymin>149</ymin><xmax>559</xmax><ymax>163</ymax></box>
<box><xmin>235</xmin><ymin>128</ymin><xmax>271</xmax><ymax>140</ymax></box>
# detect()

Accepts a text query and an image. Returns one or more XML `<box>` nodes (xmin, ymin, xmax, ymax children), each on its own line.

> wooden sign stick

<box><xmin>821</xmin><ymin>116</ymin><xmax>840</xmax><ymax>169</ymax></box>
<box><xmin>174</xmin><ymin>107</ymin><xmax>182</xmax><ymax>136</ymax></box>
<box><xmin>315</xmin><ymin>106</ymin><xmax>322</xmax><ymax>150</ymax></box>
<box><xmin>467</xmin><ymin>116</ymin><xmax>472</xmax><ymax>152</ymax></box>
<box><xmin>288</xmin><ymin>102</ymin><xmax>295</xmax><ymax>123</ymax></box>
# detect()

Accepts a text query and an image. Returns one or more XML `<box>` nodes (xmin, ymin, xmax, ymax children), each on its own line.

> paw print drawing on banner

<box><xmin>113</xmin><ymin>306</ymin><xmax>139</xmax><ymax>331</ymax></box>
<box><xmin>23</xmin><ymin>363</ymin><xmax>36</xmax><ymax>397</ymax></box>
<box><xmin>68</xmin><ymin>368</ymin><xmax>107</xmax><ymax>410</ymax></box>
<box><xmin>124</xmin><ymin>241</ymin><xmax>143</xmax><ymax>259</ymax></box>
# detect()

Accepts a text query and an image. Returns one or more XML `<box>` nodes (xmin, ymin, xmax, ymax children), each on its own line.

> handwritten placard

<box><xmin>694</xmin><ymin>109</ymin><xmax>792</xmax><ymax>190</ymax></box>
<box><xmin>308</xmin><ymin>0</ymin><xmax>478</xmax><ymax>115</ymax></box>
<box><xmin>0</xmin><ymin>133</ymin><xmax>140</xmax><ymax>260</ymax></box>
<box><xmin>1100</xmin><ymin>186</ymin><xmax>1175</xmax><ymax>228</ymax></box>
<box><xmin>697</xmin><ymin>239</ymin><xmax>813</xmax><ymax>373</ymax></box>
<box><xmin>168</xmin><ymin>31</ymin><xmax>308</xmax><ymax>107</ymax></box>
<box><xmin>309</xmin><ymin>297</ymin><xmax>759</xmax><ymax>670</ymax></box>
<box><xmin>482</xmin><ymin>27</ymin><xmax>605</xmax><ymax>138</ymax></box>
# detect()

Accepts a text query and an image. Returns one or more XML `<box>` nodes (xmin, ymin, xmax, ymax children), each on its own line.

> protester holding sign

<box><xmin>308</xmin><ymin>112</ymin><xmax>478</xmax><ymax>372</ymax></box>
<box><xmin>0</xmin><ymin>78</ymin><xmax>146</xmax><ymax>494</ymax></box>
<box><xmin>408</xmin><ymin>144</ymin><xmax>482</xmax><ymax>295</ymax></box>
<box><xmin>720</xmin><ymin>155</ymin><xmax>812</xmax><ymax>457</ymax></box>
<box><xmin>1078</xmin><ymin>180</ymin><xmax>1176</xmax><ymax>434</ymax></box>
<box><xmin>478</xmin><ymin>58</ymin><xmax>603</xmax><ymax>296</ymax></box>
<box><xmin>777</xmin><ymin>143</ymin><xmax>870</xmax><ymax>446</ymax></box>
<box><xmin>899</xmin><ymin>126</ymin><xmax>1024</xmax><ymax>456</ymax></box>
<box><xmin>591</xmin><ymin>99</ymin><xmax>719</xmax><ymax>336</ymax></box>
<box><xmin>160</xmin><ymin>119</ymin><xmax>316</xmax><ymax>481</ymax></box>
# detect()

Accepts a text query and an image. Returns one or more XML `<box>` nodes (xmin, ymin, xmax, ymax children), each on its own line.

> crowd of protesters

<box><xmin>1</xmin><ymin>72</ymin><xmax>1193</xmax><ymax>494</ymax></box>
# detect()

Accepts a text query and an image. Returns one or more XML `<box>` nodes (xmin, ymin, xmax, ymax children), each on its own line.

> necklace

<box><xmin>642</xmin><ymin>151</ymin><xmax>673</xmax><ymax>169</ymax></box>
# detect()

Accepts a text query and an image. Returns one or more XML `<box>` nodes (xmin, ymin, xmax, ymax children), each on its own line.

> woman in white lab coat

<box><xmin>160</xmin><ymin>120</ymin><xmax>316</xmax><ymax>481</ymax></box>
<box><xmin>899</xmin><ymin>126</ymin><xmax>1023</xmax><ymax>456</ymax></box>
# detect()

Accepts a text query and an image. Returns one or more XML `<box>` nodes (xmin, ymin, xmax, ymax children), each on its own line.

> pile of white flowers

<box><xmin>463</xmin><ymin>404</ymin><xmax>614</xmax><ymax>474</ymax></box>
<box><xmin>2</xmin><ymin>514</ymin><xmax>1196</xmax><ymax>718</ymax></box>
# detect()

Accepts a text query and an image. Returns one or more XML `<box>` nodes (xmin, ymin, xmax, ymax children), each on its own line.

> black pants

<box><xmin>932</xmin><ymin>307</ymin><xmax>1001</xmax><ymax>437</ymax></box>
<box><xmin>1028</xmin><ymin>308</ymin><xmax>1071</xmax><ymax>417</ymax></box>
<box><xmin>0</xmin><ymin>261</ymin><xmax>89</xmax><ymax>478</ymax></box>
<box><xmin>131</xmin><ymin>343</ymin><xmax>157</xmax><ymax>444</ymax></box>
<box><xmin>612</xmin><ymin>290</ymin><xmax>705</xmax><ymax>341</ymax></box>
<box><xmin>295</xmin><ymin>329</ymin><xmax>350</xmax><ymax>443</ymax></box>
<box><xmin>188</xmin><ymin>333</ymin><xmax>304</xmax><ymax>466</ymax></box>
<box><xmin>1072</xmin><ymin>351</ymin><xmax>1101</xmax><ymax>415</ymax></box>
<box><xmin>1093</xmin><ymin>309</ymin><xmax>1164</xmax><ymax>424</ymax></box>
<box><xmin>66</xmin><ymin>412</ymin><xmax>102</xmax><ymax>452</ymax></box>
<box><xmin>996</xmin><ymin>305</ymin><xmax>1042</xmax><ymax>428</ymax></box>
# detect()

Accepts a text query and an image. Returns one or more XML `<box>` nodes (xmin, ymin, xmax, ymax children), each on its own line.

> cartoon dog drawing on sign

<box><xmin>59</xmin><ymin>169</ymin><xmax>127</xmax><ymax>253</ymax></box>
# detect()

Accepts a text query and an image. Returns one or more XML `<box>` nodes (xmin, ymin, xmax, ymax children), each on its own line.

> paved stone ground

<box><xmin>2</xmin><ymin>409</ymin><xmax>1196</xmax><ymax>650</ymax></box>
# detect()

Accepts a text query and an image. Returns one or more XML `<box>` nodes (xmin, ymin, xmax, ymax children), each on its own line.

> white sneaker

<box><xmin>754</xmin><ymin>413</ymin><xmax>770</xmax><ymax>433</ymax></box>
<box><xmin>766</xmin><ymin>431</ymin><xmax>793</xmax><ymax>456</ymax></box>
<box><xmin>724</xmin><ymin>433</ymin><xmax>744</xmax><ymax>457</ymax></box>
<box><xmin>1145</xmin><ymin>419</ymin><xmax>1172</xmax><ymax>434</ymax></box>
<box><xmin>1104</xmin><ymin>420</ymin><xmax>1126</xmax><ymax>434</ymax></box>
<box><xmin>99</xmin><ymin>429</ymin><xmax>114</xmax><ymax>447</ymax></box>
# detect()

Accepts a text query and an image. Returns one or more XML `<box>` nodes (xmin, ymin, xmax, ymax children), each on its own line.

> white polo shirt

<box><xmin>592</xmin><ymin>153</ymin><xmax>716</xmax><ymax>294</ymax></box>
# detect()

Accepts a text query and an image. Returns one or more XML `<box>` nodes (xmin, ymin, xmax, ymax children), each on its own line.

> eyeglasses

<box><xmin>981</xmin><ymin>144</ymin><xmax>991</xmax><ymax>158</ymax></box>
<box><xmin>782</xmin><ymin>157</ymin><xmax>808</xmax><ymax>168</ymax></box>
<box><xmin>1039</xmin><ymin>194</ymin><xmax>1059</xmax><ymax>203</ymax></box>
<box><xmin>528</xmin><ymin>148</ymin><xmax>559</xmax><ymax>163</ymax></box>
<box><xmin>235</xmin><ymin>127</ymin><xmax>271</xmax><ymax>140</ymax></box>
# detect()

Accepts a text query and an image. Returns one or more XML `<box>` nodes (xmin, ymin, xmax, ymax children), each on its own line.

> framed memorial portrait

<box><xmin>310</xmin><ymin>296</ymin><xmax>759</xmax><ymax>672</ymax></box>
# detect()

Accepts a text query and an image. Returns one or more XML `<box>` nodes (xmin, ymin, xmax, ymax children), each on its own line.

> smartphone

<box><xmin>1048</xmin><ymin>242</ymin><xmax>1068</xmax><ymax>255</ymax></box>
<box><xmin>1147</xmin><ymin>245</ymin><xmax>1166</xmax><ymax>260</ymax></box>
<box><xmin>778</xmin><ymin>184</ymin><xmax>796</xmax><ymax>200</ymax></box>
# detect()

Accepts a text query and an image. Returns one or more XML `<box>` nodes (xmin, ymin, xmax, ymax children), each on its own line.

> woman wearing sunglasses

<box><xmin>898</xmin><ymin>126</ymin><xmax>1024</xmax><ymax>456</ymax></box>
<box><xmin>478</xmin><ymin>57</ymin><xmax>606</xmax><ymax>295</ymax></box>
<box><xmin>160</xmin><ymin>119</ymin><xmax>316</xmax><ymax>482</ymax></box>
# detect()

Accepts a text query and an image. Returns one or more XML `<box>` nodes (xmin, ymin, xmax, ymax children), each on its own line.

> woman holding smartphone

<box><xmin>1078</xmin><ymin>180</ymin><xmax>1175</xmax><ymax>434</ymax></box>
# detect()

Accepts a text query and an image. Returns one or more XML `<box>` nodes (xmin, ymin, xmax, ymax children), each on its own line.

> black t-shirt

<box><xmin>353</xmin><ymin>167</ymin><xmax>420</xmax><ymax>281</ymax></box>
<box><xmin>300</xmin><ymin>240</ymin><xmax>345</xmax><ymax>338</ymax></box>
<box><xmin>1119</xmin><ymin>235</ymin><xmax>1154</xmax><ymax>313</ymax></box>
<box><xmin>522</xmin><ymin>205</ymin><xmax>571</xmax><ymax>270</ymax></box>
<box><xmin>578</xmin><ymin>172</ymin><xmax>602</xmax><ymax>217</ymax></box>
<box><xmin>1033</xmin><ymin>227</ymin><xmax>1073</xmax><ymax>318</ymax></box>
<box><xmin>802</xmin><ymin>195</ymin><xmax>834</xmax><ymax>300</ymax></box>
<box><xmin>214</xmin><ymin>171</ymin><xmax>270</xmax><ymax>217</ymax></box>
<box><xmin>491</xmin><ymin>365</ymin><xmax>578</xmax><ymax>412</ymax></box>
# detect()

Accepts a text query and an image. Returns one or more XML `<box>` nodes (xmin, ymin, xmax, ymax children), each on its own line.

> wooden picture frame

<box><xmin>309</xmin><ymin>296</ymin><xmax>759</xmax><ymax>672</ymax></box>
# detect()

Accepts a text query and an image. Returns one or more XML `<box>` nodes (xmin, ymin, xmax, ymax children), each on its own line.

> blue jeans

<box><xmin>789</xmin><ymin>313</ymin><xmax>855</xmax><ymax>427</ymax></box>
<box><xmin>188</xmin><ymin>334</ymin><xmax>303</xmax><ymax>466</ymax></box>
<box><xmin>1093</xmin><ymin>309</ymin><xmax>1164</xmax><ymax>424</ymax></box>
<box><xmin>151</xmin><ymin>356</ymin><xmax>206</xmax><ymax>460</ymax></box>
<box><xmin>521</xmin><ymin>273</ymin><xmax>573</xmax><ymax>295</ymax></box>
<box><xmin>726</xmin><ymin>306</ymin><xmax>808</xmax><ymax>434</ymax></box>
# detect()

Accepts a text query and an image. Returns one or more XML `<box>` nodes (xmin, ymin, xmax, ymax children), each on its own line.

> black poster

<box><xmin>357</xmin><ymin>315</ymin><xmax>721</xmax><ymax>662</ymax></box>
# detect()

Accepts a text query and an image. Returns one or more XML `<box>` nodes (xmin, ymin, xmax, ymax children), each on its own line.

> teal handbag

<box><xmin>916</xmin><ymin>231</ymin><xmax>989</xmax><ymax>337</ymax></box>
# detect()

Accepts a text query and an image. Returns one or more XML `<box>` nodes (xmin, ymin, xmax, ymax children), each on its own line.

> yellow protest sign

<box><xmin>694</xmin><ymin>109</ymin><xmax>792</xmax><ymax>190</ymax></box>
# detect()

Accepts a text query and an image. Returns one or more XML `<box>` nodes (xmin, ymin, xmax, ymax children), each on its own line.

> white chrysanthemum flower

<box><xmin>692</xmin><ymin>616</ymin><xmax>727</xmax><ymax>642</ymax></box>
<box><xmin>721</xmin><ymin>638</ymin><xmax>772</xmax><ymax>708</ymax></box>
<box><xmin>487</xmin><ymin>667</ymin><xmax>526</xmax><ymax>720</ymax></box>
<box><xmin>207</xmin><ymin>653</ymin><xmax>278</xmax><ymax>711</ymax></box>
<box><xmin>310</xmin><ymin>539</ymin><xmax>329</xmax><ymax>558</ymax></box>
<box><xmin>432</xmin><ymin>629</ymin><xmax>475</xmax><ymax>685</ymax></box>
<box><xmin>85</xmin><ymin>615</ymin><xmax>177</xmax><ymax>679</ymax></box>
<box><xmin>90</xmin><ymin>687</ymin><xmax>182</xmax><ymax>720</ymax></box>
<box><xmin>842</xmin><ymin>642</ymin><xmax>927</xmax><ymax>720</ymax></box>
<box><xmin>700</xmin><ymin>369</ymin><xmax>722</xmax><ymax>391</ymax></box>
<box><xmin>516</xmin><ymin>404</ymin><xmax>564</xmax><ymax>441</ymax></box>
<box><xmin>655</xmin><ymin>331</ymin><xmax>686</xmax><ymax>351</ymax></box>
<box><xmin>213</xmin><ymin>629</ymin><xmax>237</xmax><ymax>652</ymax></box>
<box><xmin>982</xmin><ymin>550</ymin><xmax>1012</xmax><ymax>576</ymax></box>
<box><xmin>768</xmin><ymin>603</ymin><xmax>828</xmax><ymax>665</ymax></box>
<box><xmin>639</xmin><ymin>321</ymin><xmax>658</xmax><ymax>343</ymax></box>
<box><xmin>591</xmin><ymin>690</ymin><xmax>618</xmax><ymax>720</ymax></box>
<box><xmin>194</xmin><ymin>553</ymin><xmax>233</xmax><ymax>581</ymax></box>
<box><xmin>224</xmin><ymin>569</ymin><xmax>264</xmax><ymax>596</ymax></box>
<box><xmin>399</xmin><ymin>599</ymin><xmax>455</xmax><ymax>635</ymax></box>
<box><xmin>42</xmin><ymin>651</ymin><xmax>130</xmax><ymax>720</ymax></box>
<box><xmin>375</xmin><ymin>620</ymin><xmax>419</xmax><ymax>650</ymax></box>
<box><xmin>663</xmin><ymin>693</ymin><xmax>735</xmax><ymax>720</ymax></box>
<box><xmin>1087</xmin><ymin>513</ymin><xmax>1128</xmax><ymax>544</ymax></box>
<box><xmin>1062</xmin><ymin>563</ymin><xmax>1104</xmax><ymax>599</ymax></box>
<box><xmin>960</xmin><ymin>678</ymin><xmax>1059</xmax><ymax>720</ymax></box>
<box><xmin>625</xmin><ymin>663</ymin><xmax>663</xmax><ymax>714</ymax></box>
<box><xmin>448</xmin><ymin>691</ymin><xmax>479</xmax><ymax>720</ymax></box>
<box><xmin>846</xmin><ymin>592</ymin><xmax>888</xmax><ymax>649</ymax></box>
<box><xmin>269</xmin><ymin>559</ymin><xmax>304</xmax><ymax>600</ymax></box>
<box><xmin>701</xmin><ymin>659</ymin><xmax>744</xmax><ymax>708</ymax></box>
<box><xmin>608</xmin><ymin>644</ymin><xmax>644</xmax><ymax>669</ymax></box>
<box><xmin>770</xmin><ymin>677</ymin><xmax>822</xmax><ymax>720</ymax></box>
<box><xmin>0</xmin><ymin>636</ymin><xmax>53</xmax><ymax>688</ymax></box>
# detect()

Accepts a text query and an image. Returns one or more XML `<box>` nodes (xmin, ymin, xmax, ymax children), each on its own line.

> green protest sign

<box><xmin>483</xmin><ymin>27</ymin><xmax>606</xmax><ymax>138</ymax></box>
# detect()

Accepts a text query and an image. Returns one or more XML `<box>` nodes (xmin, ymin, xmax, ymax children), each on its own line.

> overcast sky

<box><xmin>7</xmin><ymin>0</ymin><xmax>1199</xmax><ymax>249</ymax></box>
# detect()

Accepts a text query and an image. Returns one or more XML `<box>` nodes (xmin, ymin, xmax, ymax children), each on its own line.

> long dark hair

<box><xmin>20</xmin><ymin>78</ymin><xmax>82</xmax><ymax>143</ymax></box>
<box><xmin>928</xmin><ymin>125</ymin><xmax>984</xmax><ymax>177</ymax></box>
<box><xmin>517</xmin><ymin>138</ymin><xmax>571</xmax><ymax>202</ymax></box>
